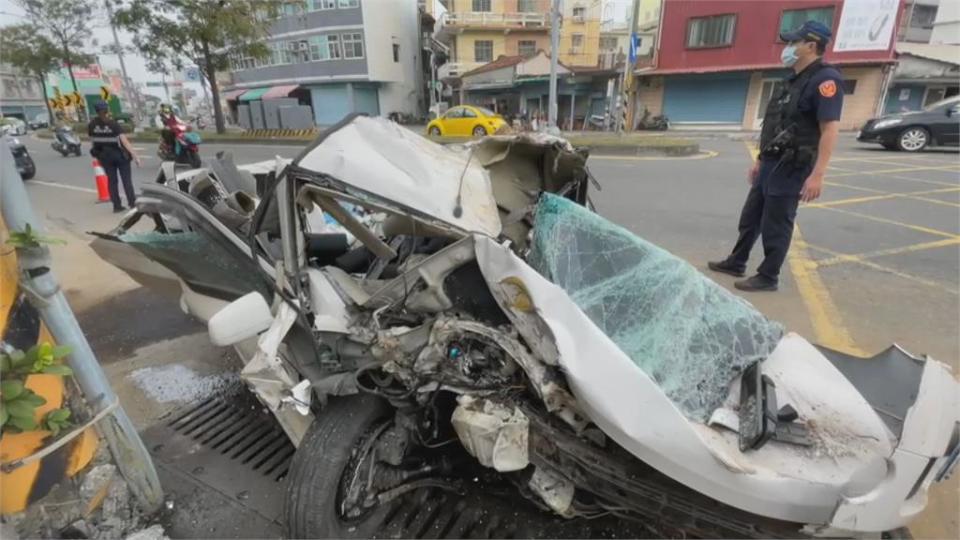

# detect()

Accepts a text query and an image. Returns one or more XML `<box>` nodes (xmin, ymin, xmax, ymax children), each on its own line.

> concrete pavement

<box><xmin>11</xmin><ymin>131</ymin><xmax>959</xmax><ymax>538</ymax></box>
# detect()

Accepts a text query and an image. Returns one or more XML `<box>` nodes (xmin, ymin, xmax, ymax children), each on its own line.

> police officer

<box><xmin>88</xmin><ymin>101</ymin><xmax>141</xmax><ymax>212</ymax></box>
<box><xmin>709</xmin><ymin>21</ymin><xmax>843</xmax><ymax>291</ymax></box>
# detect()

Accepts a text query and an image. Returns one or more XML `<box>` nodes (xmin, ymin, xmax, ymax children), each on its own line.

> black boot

<box><xmin>734</xmin><ymin>274</ymin><xmax>778</xmax><ymax>292</ymax></box>
<box><xmin>707</xmin><ymin>259</ymin><xmax>746</xmax><ymax>277</ymax></box>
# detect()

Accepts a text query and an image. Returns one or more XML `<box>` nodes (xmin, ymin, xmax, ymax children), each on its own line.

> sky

<box><xmin>0</xmin><ymin>0</ymin><xmax>206</xmax><ymax>106</ymax></box>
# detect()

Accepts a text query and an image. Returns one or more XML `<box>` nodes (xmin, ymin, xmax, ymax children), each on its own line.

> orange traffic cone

<box><xmin>93</xmin><ymin>159</ymin><xmax>110</xmax><ymax>203</ymax></box>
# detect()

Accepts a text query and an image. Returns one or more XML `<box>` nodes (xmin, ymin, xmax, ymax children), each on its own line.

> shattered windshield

<box><xmin>530</xmin><ymin>194</ymin><xmax>784</xmax><ymax>422</ymax></box>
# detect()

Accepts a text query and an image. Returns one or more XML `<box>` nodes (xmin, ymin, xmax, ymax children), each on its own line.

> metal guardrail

<box><xmin>443</xmin><ymin>11</ymin><xmax>548</xmax><ymax>28</ymax></box>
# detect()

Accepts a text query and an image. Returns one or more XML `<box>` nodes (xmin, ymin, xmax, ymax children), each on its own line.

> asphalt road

<box><xmin>12</xmin><ymin>131</ymin><xmax>960</xmax><ymax>539</ymax></box>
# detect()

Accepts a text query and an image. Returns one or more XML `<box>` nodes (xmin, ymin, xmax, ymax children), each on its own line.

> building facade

<box><xmin>898</xmin><ymin>0</ymin><xmax>939</xmax><ymax>43</ymax></box>
<box><xmin>436</xmin><ymin>0</ymin><xmax>551</xmax><ymax>79</ymax></box>
<box><xmin>930</xmin><ymin>0</ymin><xmax>960</xmax><ymax>44</ymax></box>
<box><xmin>634</xmin><ymin>0</ymin><xmax>904</xmax><ymax>131</ymax></box>
<box><xmin>0</xmin><ymin>64</ymin><xmax>46</xmax><ymax>122</ymax></box>
<box><xmin>224</xmin><ymin>0</ymin><xmax>422</xmax><ymax>128</ymax></box>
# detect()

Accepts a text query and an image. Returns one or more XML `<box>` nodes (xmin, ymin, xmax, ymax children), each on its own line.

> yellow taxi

<box><xmin>426</xmin><ymin>105</ymin><xmax>507</xmax><ymax>137</ymax></box>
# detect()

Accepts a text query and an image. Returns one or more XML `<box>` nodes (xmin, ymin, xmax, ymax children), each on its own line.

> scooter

<box><xmin>158</xmin><ymin>122</ymin><xmax>202</xmax><ymax>168</ymax></box>
<box><xmin>636</xmin><ymin>108</ymin><xmax>670</xmax><ymax>131</ymax></box>
<box><xmin>51</xmin><ymin>126</ymin><xmax>83</xmax><ymax>157</ymax></box>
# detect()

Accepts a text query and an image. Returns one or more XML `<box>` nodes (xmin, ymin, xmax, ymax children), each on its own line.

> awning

<box><xmin>262</xmin><ymin>84</ymin><xmax>299</xmax><ymax>99</ymax></box>
<box><xmin>238</xmin><ymin>87</ymin><xmax>269</xmax><ymax>101</ymax></box>
<box><xmin>222</xmin><ymin>88</ymin><xmax>247</xmax><ymax>101</ymax></box>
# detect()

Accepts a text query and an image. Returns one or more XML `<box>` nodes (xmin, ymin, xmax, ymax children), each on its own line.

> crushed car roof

<box><xmin>293</xmin><ymin>116</ymin><xmax>502</xmax><ymax>237</ymax></box>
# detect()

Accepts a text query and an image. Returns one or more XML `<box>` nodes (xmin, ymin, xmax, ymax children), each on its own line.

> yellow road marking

<box><xmin>827</xmin><ymin>164</ymin><xmax>960</xmax><ymax>178</ymax></box>
<box><xmin>907</xmin><ymin>195</ymin><xmax>960</xmax><ymax>208</ymax></box>
<box><xmin>804</xmin><ymin>242</ymin><xmax>959</xmax><ymax>296</ymax></box>
<box><xmin>859</xmin><ymin>172</ymin><xmax>959</xmax><ymax>188</ymax></box>
<box><xmin>788</xmin><ymin>230</ymin><xmax>866</xmax><ymax>354</ymax></box>
<box><xmin>589</xmin><ymin>150</ymin><xmax>719</xmax><ymax>161</ymax></box>
<box><xmin>742</xmin><ymin>141</ymin><xmax>865</xmax><ymax>355</ymax></box>
<box><xmin>816</xmin><ymin>237</ymin><xmax>960</xmax><ymax>267</ymax></box>
<box><xmin>806</xmin><ymin>205</ymin><xmax>959</xmax><ymax>239</ymax></box>
<box><xmin>807</xmin><ymin>187</ymin><xmax>960</xmax><ymax>208</ymax></box>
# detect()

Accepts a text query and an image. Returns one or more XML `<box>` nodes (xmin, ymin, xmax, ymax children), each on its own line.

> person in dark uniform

<box><xmin>709</xmin><ymin>21</ymin><xmax>843</xmax><ymax>291</ymax></box>
<box><xmin>88</xmin><ymin>101</ymin><xmax>142</xmax><ymax>212</ymax></box>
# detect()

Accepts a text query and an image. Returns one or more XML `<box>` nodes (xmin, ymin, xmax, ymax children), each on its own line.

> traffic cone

<box><xmin>92</xmin><ymin>159</ymin><xmax>110</xmax><ymax>203</ymax></box>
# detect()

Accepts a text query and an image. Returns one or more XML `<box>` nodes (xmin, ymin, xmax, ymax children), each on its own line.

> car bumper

<box><xmin>14</xmin><ymin>155</ymin><xmax>34</xmax><ymax>175</ymax></box>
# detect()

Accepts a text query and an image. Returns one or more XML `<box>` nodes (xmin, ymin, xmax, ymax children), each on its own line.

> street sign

<box><xmin>100</xmin><ymin>86</ymin><xmax>111</xmax><ymax>101</ymax></box>
<box><xmin>629</xmin><ymin>33</ymin><xmax>642</xmax><ymax>64</ymax></box>
<box><xmin>53</xmin><ymin>87</ymin><xmax>62</xmax><ymax>99</ymax></box>
<box><xmin>58</xmin><ymin>96</ymin><xmax>71</xmax><ymax>108</ymax></box>
<box><xmin>49</xmin><ymin>98</ymin><xmax>62</xmax><ymax>110</ymax></box>
<box><xmin>183</xmin><ymin>66</ymin><xmax>201</xmax><ymax>82</ymax></box>
<box><xmin>71</xmin><ymin>92</ymin><xmax>84</xmax><ymax>107</ymax></box>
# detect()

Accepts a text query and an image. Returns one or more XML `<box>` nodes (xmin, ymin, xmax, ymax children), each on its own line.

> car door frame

<box><xmin>460</xmin><ymin>106</ymin><xmax>480</xmax><ymax>134</ymax></box>
<box><xmin>443</xmin><ymin>106</ymin><xmax>466</xmax><ymax>136</ymax></box>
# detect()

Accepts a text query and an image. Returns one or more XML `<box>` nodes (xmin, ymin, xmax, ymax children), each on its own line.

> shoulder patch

<box><xmin>819</xmin><ymin>80</ymin><xmax>837</xmax><ymax>98</ymax></box>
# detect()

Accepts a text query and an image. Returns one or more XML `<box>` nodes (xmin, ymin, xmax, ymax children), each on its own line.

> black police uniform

<box><xmin>726</xmin><ymin>59</ymin><xmax>844</xmax><ymax>281</ymax></box>
<box><xmin>88</xmin><ymin>116</ymin><xmax>135</xmax><ymax>210</ymax></box>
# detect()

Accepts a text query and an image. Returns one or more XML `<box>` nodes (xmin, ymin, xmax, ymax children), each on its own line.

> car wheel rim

<box><xmin>901</xmin><ymin>129</ymin><xmax>926</xmax><ymax>150</ymax></box>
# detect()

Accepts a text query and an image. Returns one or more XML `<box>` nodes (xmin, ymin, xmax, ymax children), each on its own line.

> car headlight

<box><xmin>873</xmin><ymin>118</ymin><xmax>903</xmax><ymax>130</ymax></box>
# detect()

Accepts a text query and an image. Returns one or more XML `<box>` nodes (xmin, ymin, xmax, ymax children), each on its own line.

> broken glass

<box><xmin>530</xmin><ymin>194</ymin><xmax>784</xmax><ymax>422</ymax></box>
<box><xmin>121</xmin><ymin>231</ymin><xmax>271</xmax><ymax>301</ymax></box>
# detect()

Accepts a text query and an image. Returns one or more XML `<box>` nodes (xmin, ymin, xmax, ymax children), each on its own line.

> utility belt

<box><xmin>759</xmin><ymin>124</ymin><xmax>817</xmax><ymax>168</ymax></box>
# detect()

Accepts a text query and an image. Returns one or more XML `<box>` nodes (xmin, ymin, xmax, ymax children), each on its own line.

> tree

<box><xmin>15</xmin><ymin>0</ymin><xmax>96</xmax><ymax>121</ymax></box>
<box><xmin>0</xmin><ymin>25</ymin><xmax>62</xmax><ymax>125</ymax></box>
<box><xmin>112</xmin><ymin>0</ymin><xmax>285</xmax><ymax>134</ymax></box>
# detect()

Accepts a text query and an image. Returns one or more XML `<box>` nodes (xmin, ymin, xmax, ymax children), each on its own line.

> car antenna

<box><xmin>453</xmin><ymin>147</ymin><xmax>473</xmax><ymax>219</ymax></box>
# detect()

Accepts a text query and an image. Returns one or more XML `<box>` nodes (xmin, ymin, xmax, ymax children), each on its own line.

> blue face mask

<box><xmin>780</xmin><ymin>44</ymin><xmax>799</xmax><ymax>67</ymax></box>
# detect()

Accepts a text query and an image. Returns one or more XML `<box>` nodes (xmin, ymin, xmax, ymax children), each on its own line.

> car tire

<box><xmin>472</xmin><ymin>125</ymin><xmax>487</xmax><ymax>137</ymax></box>
<box><xmin>284</xmin><ymin>394</ymin><xmax>400</xmax><ymax>539</ymax></box>
<box><xmin>428</xmin><ymin>126</ymin><xmax>441</xmax><ymax>136</ymax></box>
<box><xmin>897</xmin><ymin>127</ymin><xmax>929</xmax><ymax>152</ymax></box>
<box><xmin>74</xmin><ymin>148</ymin><xmax>82</xmax><ymax>157</ymax></box>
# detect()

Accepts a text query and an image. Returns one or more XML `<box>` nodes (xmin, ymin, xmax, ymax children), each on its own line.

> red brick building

<box><xmin>633</xmin><ymin>0</ymin><xmax>905</xmax><ymax>130</ymax></box>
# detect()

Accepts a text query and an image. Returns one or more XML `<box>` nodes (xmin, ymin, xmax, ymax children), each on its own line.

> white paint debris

<box><xmin>128</xmin><ymin>364</ymin><xmax>237</xmax><ymax>403</ymax></box>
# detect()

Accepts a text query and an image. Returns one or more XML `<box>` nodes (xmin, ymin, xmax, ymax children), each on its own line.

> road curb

<box><xmin>34</xmin><ymin>132</ymin><xmax>700</xmax><ymax>156</ymax></box>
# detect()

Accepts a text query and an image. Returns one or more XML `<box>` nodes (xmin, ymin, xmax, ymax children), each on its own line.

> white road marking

<box><xmin>28</xmin><ymin>180</ymin><xmax>98</xmax><ymax>194</ymax></box>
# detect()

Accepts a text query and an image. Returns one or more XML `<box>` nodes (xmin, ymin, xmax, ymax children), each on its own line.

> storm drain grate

<box><xmin>166</xmin><ymin>391</ymin><xmax>295</xmax><ymax>482</ymax></box>
<box><xmin>376</xmin><ymin>488</ymin><xmax>521</xmax><ymax>539</ymax></box>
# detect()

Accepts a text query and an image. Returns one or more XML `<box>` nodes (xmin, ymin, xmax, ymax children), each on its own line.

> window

<box><xmin>309</xmin><ymin>34</ymin><xmax>341</xmax><ymax>61</ymax></box>
<box><xmin>338</xmin><ymin>0</ymin><xmax>359</xmax><ymax>7</ymax></box>
<box><xmin>283</xmin><ymin>1</ymin><xmax>305</xmax><ymax>16</ymax></box>
<box><xmin>599</xmin><ymin>36</ymin><xmax>618</xmax><ymax>51</ymax></box>
<box><xmin>2</xmin><ymin>78</ymin><xmax>19</xmax><ymax>97</ymax></box>
<box><xmin>444</xmin><ymin>107</ymin><xmax>463</xmax><ymax>119</ymax></box>
<box><xmin>342</xmin><ymin>32</ymin><xmax>364</xmax><ymax>58</ymax></box>
<box><xmin>571</xmin><ymin>33</ymin><xmax>584</xmax><ymax>52</ymax></box>
<box><xmin>572</xmin><ymin>6</ymin><xmax>586</xmax><ymax>20</ymax></box>
<box><xmin>842</xmin><ymin>79</ymin><xmax>857</xmax><ymax>95</ymax></box>
<box><xmin>910</xmin><ymin>5</ymin><xmax>937</xmax><ymax>29</ymax></box>
<box><xmin>472</xmin><ymin>0</ymin><xmax>491</xmax><ymax>12</ymax></box>
<box><xmin>461</xmin><ymin>107</ymin><xmax>478</xmax><ymax>118</ymax></box>
<box><xmin>518</xmin><ymin>40</ymin><xmax>537</xmax><ymax>56</ymax></box>
<box><xmin>393</xmin><ymin>43</ymin><xmax>400</xmax><ymax>62</ymax></box>
<box><xmin>686</xmin><ymin>14</ymin><xmax>736</xmax><ymax>48</ymax></box>
<box><xmin>474</xmin><ymin>40</ymin><xmax>493</xmax><ymax>62</ymax></box>
<box><xmin>779</xmin><ymin>7</ymin><xmax>834</xmax><ymax>37</ymax></box>
<box><xmin>309</xmin><ymin>0</ymin><xmax>336</xmax><ymax>9</ymax></box>
<box><xmin>518</xmin><ymin>0</ymin><xmax>537</xmax><ymax>13</ymax></box>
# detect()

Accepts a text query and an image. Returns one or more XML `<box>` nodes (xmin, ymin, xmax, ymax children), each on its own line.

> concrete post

<box><xmin>547</xmin><ymin>0</ymin><xmax>562</xmax><ymax>131</ymax></box>
<box><xmin>0</xmin><ymin>143</ymin><xmax>163</xmax><ymax>512</ymax></box>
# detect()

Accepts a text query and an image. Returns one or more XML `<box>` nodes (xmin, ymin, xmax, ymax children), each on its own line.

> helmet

<box><xmin>94</xmin><ymin>100</ymin><xmax>109</xmax><ymax>112</ymax></box>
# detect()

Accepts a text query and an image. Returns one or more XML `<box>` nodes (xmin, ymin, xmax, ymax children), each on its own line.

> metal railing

<box><xmin>443</xmin><ymin>11</ymin><xmax>548</xmax><ymax>28</ymax></box>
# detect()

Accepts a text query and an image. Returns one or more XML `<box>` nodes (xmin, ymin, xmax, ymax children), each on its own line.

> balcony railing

<box><xmin>442</xmin><ymin>12</ymin><xmax>548</xmax><ymax>29</ymax></box>
<box><xmin>438</xmin><ymin>61</ymin><xmax>483</xmax><ymax>79</ymax></box>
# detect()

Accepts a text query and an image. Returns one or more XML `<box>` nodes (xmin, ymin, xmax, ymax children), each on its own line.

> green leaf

<box><xmin>6</xmin><ymin>398</ymin><xmax>37</xmax><ymax>419</ymax></box>
<box><xmin>0</xmin><ymin>354</ymin><xmax>11</xmax><ymax>373</ymax></box>
<box><xmin>8</xmin><ymin>414</ymin><xmax>37</xmax><ymax>431</ymax></box>
<box><xmin>51</xmin><ymin>345</ymin><xmax>72</xmax><ymax>359</ymax></box>
<box><xmin>0</xmin><ymin>403</ymin><xmax>8</xmax><ymax>426</ymax></box>
<box><xmin>41</xmin><ymin>364</ymin><xmax>73</xmax><ymax>376</ymax></box>
<box><xmin>1</xmin><ymin>380</ymin><xmax>25</xmax><ymax>400</ymax></box>
<box><xmin>47</xmin><ymin>408</ymin><xmax>70</xmax><ymax>422</ymax></box>
<box><xmin>20</xmin><ymin>392</ymin><xmax>47</xmax><ymax>407</ymax></box>
<box><xmin>9</xmin><ymin>350</ymin><xmax>29</xmax><ymax>369</ymax></box>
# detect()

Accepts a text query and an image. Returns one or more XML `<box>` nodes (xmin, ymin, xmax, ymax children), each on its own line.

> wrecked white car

<box><xmin>92</xmin><ymin>116</ymin><xmax>959</xmax><ymax>538</ymax></box>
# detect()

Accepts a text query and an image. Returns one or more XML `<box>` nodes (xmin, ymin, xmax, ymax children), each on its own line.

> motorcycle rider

<box><xmin>155</xmin><ymin>103</ymin><xmax>180</xmax><ymax>157</ymax></box>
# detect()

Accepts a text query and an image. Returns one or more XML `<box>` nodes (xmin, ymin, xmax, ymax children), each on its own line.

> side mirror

<box><xmin>208</xmin><ymin>292</ymin><xmax>273</xmax><ymax>346</ymax></box>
